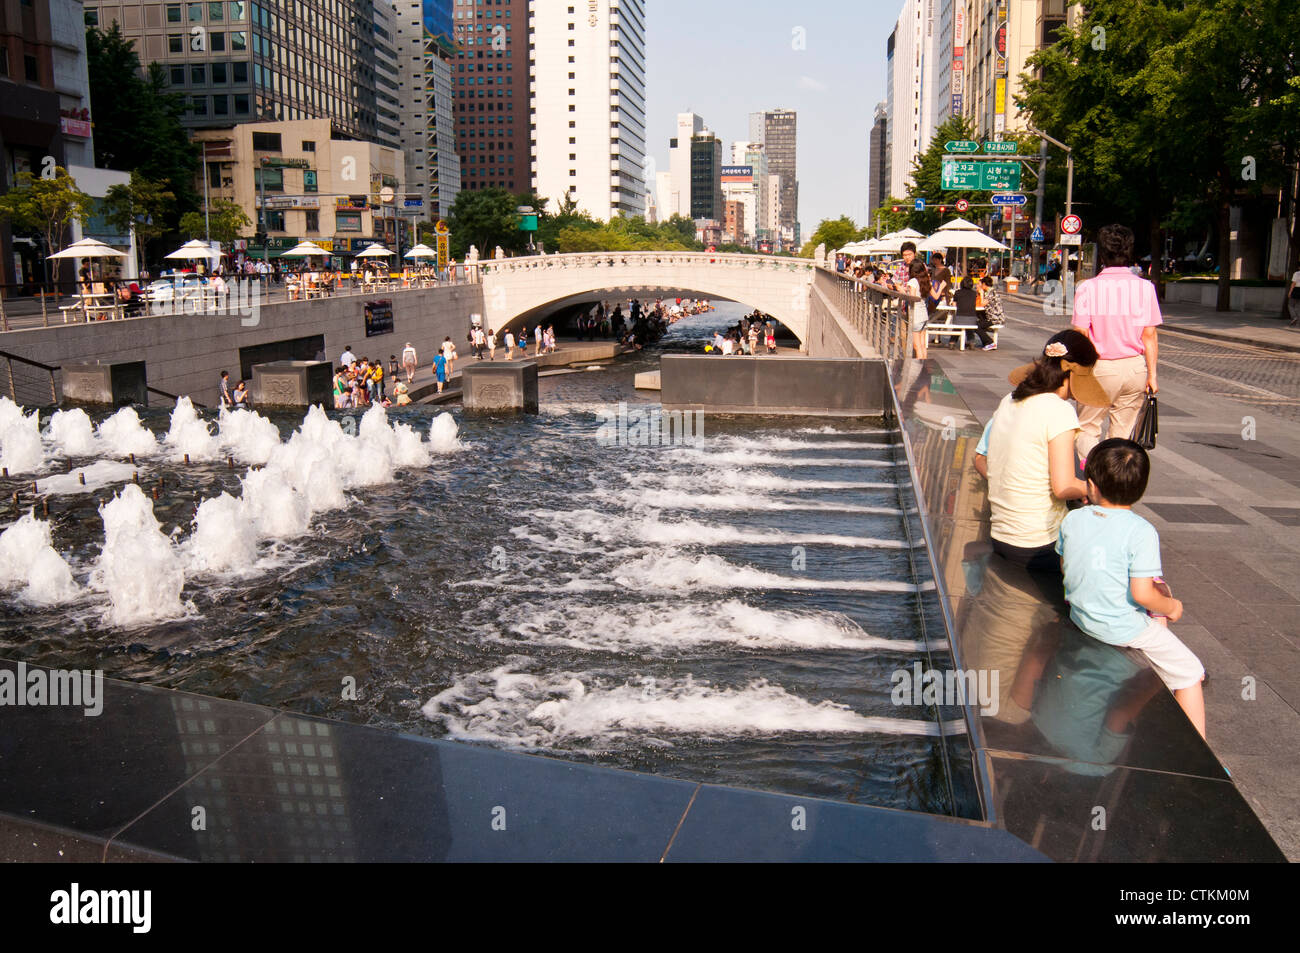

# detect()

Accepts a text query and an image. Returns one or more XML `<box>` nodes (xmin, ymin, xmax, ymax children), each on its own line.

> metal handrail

<box><xmin>0</xmin><ymin>348</ymin><xmax>59</xmax><ymax>404</ymax></box>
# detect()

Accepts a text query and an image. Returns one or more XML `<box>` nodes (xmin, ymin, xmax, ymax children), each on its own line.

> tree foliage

<box><xmin>0</xmin><ymin>169</ymin><xmax>96</xmax><ymax>282</ymax></box>
<box><xmin>178</xmin><ymin>200</ymin><xmax>252</xmax><ymax>244</ymax></box>
<box><xmin>86</xmin><ymin>24</ymin><xmax>198</xmax><ymax>217</ymax></box>
<box><xmin>103</xmin><ymin>171</ymin><xmax>175</xmax><ymax>269</ymax></box>
<box><xmin>799</xmin><ymin>216</ymin><xmax>864</xmax><ymax>257</ymax></box>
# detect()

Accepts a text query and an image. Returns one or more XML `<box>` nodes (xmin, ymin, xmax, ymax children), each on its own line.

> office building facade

<box><xmin>886</xmin><ymin>0</ymin><xmax>939</xmax><ymax>197</ymax></box>
<box><xmin>451</xmin><ymin>0</ymin><xmax>528</xmax><ymax>195</ymax></box>
<box><xmin>689</xmin><ymin>130</ymin><xmax>720</xmax><ymax>222</ymax></box>
<box><xmin>752</xmin><ymin>108</ymin><xmax>798</xmax><ymax>248</ymax></box>
<box><xmin>869</xmin><ymin>101</ymin><xmax>888</xmax><ymax>216</ymax></box>
<box><xmin>529</xmin><ymin>0</ymin><xmax>646</xmax><ymax>219</ymax></box>
<box><xmin>394</xmin><ymin>0</ymin><xmax>460</xmax><ymax>222</ymax></box>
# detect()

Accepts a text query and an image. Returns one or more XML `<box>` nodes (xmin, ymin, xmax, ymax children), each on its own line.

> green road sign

<box><xmin>983</xmin><ymin>140</ymin><xmax>1017</xmax><ymax>154</ymax></box>
<box><xmin>945</xmin><ymin>140</ymin><xmax>980</xmax><ymax>153</ymax></box>
<box><xmin>942</xmin><ymin>157</ymin><xmax>1023</xmax><ymax>191</ymax></box>
<box><xmin>942</xmin><ymin>158</ymin><xmax>981</xmax><ymax>189</ymax></box>
<box><xmin>981</xmin><ymin>161</ymin><xmax>1021</xmax><ymax>190</ymax></box>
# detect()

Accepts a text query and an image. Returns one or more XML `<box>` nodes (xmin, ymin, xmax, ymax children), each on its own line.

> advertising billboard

<box><xmin>721</xmin><ymin>166</ymin><xmax>754</xmax><ymax>183</ymax></box>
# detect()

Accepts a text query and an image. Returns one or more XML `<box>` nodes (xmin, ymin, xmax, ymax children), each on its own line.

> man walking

<box><xmin>1071</xmin><ymin>224</ymin><xmax>1161</xmax><ymax>462</ymax></box>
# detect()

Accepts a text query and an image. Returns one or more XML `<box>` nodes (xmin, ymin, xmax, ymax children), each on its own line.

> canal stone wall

<box><xmin>1</xmin><ymin>284</ymin><xmax>486</xmax><ymax>408</ymax></box>
<box><xmin>659</xmin><ymin>355</ymin><xmax>889</xmax><ymax>416</ymax></box>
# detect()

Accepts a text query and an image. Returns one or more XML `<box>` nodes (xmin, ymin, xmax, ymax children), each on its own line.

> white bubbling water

<box><xmin>523</xmin><ymin>509</ymin><xmax>917</xmax><ymax>550</ymax></box>
<box><xmin>217</xmin><ymin>407</ymin><xmax>283</xmax><ymax>465</ymax></box>
<box><xmin>185</xmin><ymin>492</ymin><xmax>260</xmax><ymax>573</ymax></box>
<box><xmin>0</xmin><ymin>398</ymin><xmax>45</xmax><ymax>475</ymax></box>
<box><xmin>0</xmin><ymin>511</ymin><xmax>79</xmax><ymax>606</ymax></box>
<box><xmin>90</xmin><ymin>483</ymin><xmax>188</xmax><ymax>627</ymax></box>
<box><xmin>495</xmin><ymin>599</ymin><xmax>942</xmax><ymax>655</ymax></box>
<box><xmin>623</xmin><ymin>469</ymin><xmax>895</xmax><ymax>493</ymax></box>
<box><xmin>428</xmin><ymin>412</ymin><xmax>463</xmax><ymax>452</ymax></box>
<box><xmin>164</xmin><ymin>396</ymin><xmax>219</xmax><ymax>461</ymax></box>
<box><xmin>44</xmin><ymin>408</ymin><xmax>98</xmax><ymax>457</ymax></box>
<box><xmin>96</xmin><ymin>406</ymin><xmax>160</xmax><ymax>458</ymax></box>
<box><xmin>424</xmin><ymin>667</ymin><xmax>949</xmax><ymax>749</ymax></box>
<box><xmin>601</xmin><ymin>487</ymin><xmax>899</xmax><ymax>514</ymax></box>
<box><xmin>665</xmin><ymin>449</ymin><xmax>903</xmax><ymax>468</ymax></box>
<box><xmin>36</xmin><ymin>460</ymin><xmax>136</xmax><ymax>496</ymax></box>
<box><xmin>605</xmin><ymin>552</ymin><xmax>920</xmax><ymax>594</ymax></box>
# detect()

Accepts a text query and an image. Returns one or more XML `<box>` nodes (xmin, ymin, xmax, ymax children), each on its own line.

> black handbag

<box><xmin>1131</xmin><ymin>389</ymin><xmax>1158</xmax><ymax>449</ymax></box>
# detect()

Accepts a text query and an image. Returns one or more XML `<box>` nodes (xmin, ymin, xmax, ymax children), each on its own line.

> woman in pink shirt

<box><xmin>1070</xmin><ymin>224</ymin><xmax>1161</xmax><ymax>460</ymax></box>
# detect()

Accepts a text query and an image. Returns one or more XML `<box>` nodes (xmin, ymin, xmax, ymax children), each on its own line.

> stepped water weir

<box><xmin>0</xmin><ymin>281</ymin><xmax>1282</xmax><ymax>862</ymax></box>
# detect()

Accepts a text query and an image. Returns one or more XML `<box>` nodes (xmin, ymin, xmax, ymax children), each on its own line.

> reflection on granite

<box><xmin>113</xmin><ymin>713</ymin><xmax>700</xmax><ymax>862</ymax></box>
<box><xmin>892</xmin><ymin>358</ymin><xmax>1285</xmax><ymax>862</ymax></box>
<box><xmin>664</xmin><ymin>785</ymin><xmax>1048</xmax><ymax>862</ymax></box>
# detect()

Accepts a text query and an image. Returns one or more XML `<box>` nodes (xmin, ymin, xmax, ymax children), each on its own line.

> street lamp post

<box><xmin>202</xmin><ymin>140</ymin><xmax>211</xmax><ymax>244</ymax></box>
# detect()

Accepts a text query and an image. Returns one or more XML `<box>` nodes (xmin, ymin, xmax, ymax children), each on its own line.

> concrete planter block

<box><xmin>660</xmin><ymin>355</ymin><xmax>888</xmax><ymax>416</ymax></box>
<box><xmin>61</xmin><ymin>361</ymin><xmax>147</xmax><ymax>407</ymax></box>
<box><xmin>463</xmin><ymin>360</ymin><xmax>539</xmax><ymax>413</ymax></box>
<box><xmin>251</xmin><ymin>361</ymin><xmax>333</xmax><ymax>409</ymax></box>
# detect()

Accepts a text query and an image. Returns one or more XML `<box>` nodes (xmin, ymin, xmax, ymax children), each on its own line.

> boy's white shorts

<box><xmin>1127</xmin><ymin>621</ymin><xmax>1206</xmax><ymax>691</ymax></box>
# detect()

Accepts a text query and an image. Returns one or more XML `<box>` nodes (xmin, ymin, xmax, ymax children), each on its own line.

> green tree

<box><xmin>447</xmin><ymin>187</ymin><xmax>525</xmax><ymax>258</ymax></box>
<box><xmin>871</xmin><ymin>198</ymin><xmax>914</xmax><ymax>235</ymax></box>
<box><xmin>103</xmin><ymin>171</ymin><xmax>175</xmax><ymax>272</ymax></box>
<box><xmin>903</xmin><ymin>115</ymin><xmax>990</xmax><ymax>234</ymax></box>
<box><xmin>178</xmin><ymin>200</ymin><xmax>252</xmax><ymax>245</ymax></box>
<box><xmin>799</xmin><ymin>215</ymin><xmax>864</xmax><ymax>257</ymax></box>
<box><xmin>0</xmin><ymin>168</ymin><xmax>95</xmax><ymax>284</ymax></box>
<box><xmin>86</xmin><ymin>24</ymin><xmax>198</xmax><ymax>215</ymax></box>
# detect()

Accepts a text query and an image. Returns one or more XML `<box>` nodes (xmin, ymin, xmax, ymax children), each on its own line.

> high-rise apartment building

<box><xmin>451</xmin><ymin>0</ymin><xmax>528</xmax><ymax>195</ymax></box>
<box><xmin>689</xmin><ymin>130</ymin><xmax>721</xmax><ymax>222</ymax></box>
<box><xmin>886</xmin><ymin>0</ymin><xmax>939</xmax><ymax>197</ymax></box>
<box><xmin>530</xmin><ymin>0</ymin><xmax>646</xmax><ymax>219</ymax></box>
<box><xmin>753</xmin><ymin>108</ymin><xmax>797</xmax><ymax>247</ymax></box>
<box><xmin>869</xmin><ymin>101</ymin><xmax>888</xmax><ymax>216</ymax></box>
<box><xmin>664</xmin><ymin>111</ymin><xmax>703</xmax><ymax>220</ymax></box>
<box><xmin>394</xmin><ymin>0</ymin><xmax>460</xmax><ymax>222</ymax></box>
<box><xmin>85</xmin><ymin>0</ymin><xmax>384</xmax><ymax>141</ymax></box>
<box><xmin>959</xmin><ymin>1</ymin><xmax>1068</xmax><ymax>140</ymax></box>
<box><xmin>371</xmin><ymin>0</ymin><xmax>401</xmax><ymax>149</ymax></box>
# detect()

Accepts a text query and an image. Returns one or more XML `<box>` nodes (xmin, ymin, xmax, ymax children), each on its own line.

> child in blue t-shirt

<box><xmin>1056</xmin><ymin>438</ymin><xmax>1206</xmax><ymax>737</ymax></box>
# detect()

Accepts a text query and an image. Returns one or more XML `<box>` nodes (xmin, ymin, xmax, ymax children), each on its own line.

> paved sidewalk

<box><xmin>932</xmin><ymin>297</ymin><xmax>1300</xmax><ymax>860</ymax></box>
<box><xmin>1005</xmin><ymin>287</ymin><xmax>1300</xmax><ymax>353</ymax></box>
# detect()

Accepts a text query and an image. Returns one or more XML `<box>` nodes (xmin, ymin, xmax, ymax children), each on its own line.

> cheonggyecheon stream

<box><xmin>0</xmin><ymin>305</ymin><xmax>967</xmax><ymax>813</ymax></box>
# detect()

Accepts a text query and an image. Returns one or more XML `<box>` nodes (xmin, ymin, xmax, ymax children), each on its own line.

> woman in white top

<box><xmin>486</xmin><ymin>329</ymin><xmax>497</xmax><ymax>361</ymax></box>
<box><xmin>905</xmin><ymin>260</ymin><xmax>931</xmax><ymax>359</ymax></box>
<box><xmin>503</xmin><ymin>330</ymin><xmax>515</xmax><ymax>360</ymax></box>
<box><xmin>973</xmin><ymin>329</ymin><xmax>1109</xmax><ymax>574</ymax></box>
<box><xmin>441</xmin><ymin>338</ymin><xmax>456</xmax><ymax>378</ymax></box>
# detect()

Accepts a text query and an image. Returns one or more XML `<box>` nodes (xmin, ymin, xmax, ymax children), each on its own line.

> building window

<box><xmin>254</xmin><ymin>168</ymin><xmax>283</xmax><ymax>191</ymax></box>
<box><xmin>252</xmin><ymin>131</ymin><xmax>282</xmax><ymax>151</ymax></box>
<box><xmin>301</xmin><ymin>140</ymin><xmax>315</xmax><ymax>152</ymax></box>
<box><xmin>230</xmin><ymin>0</ymin><xmax>245</xmax><ymax>19</ymax></box>
<box><xmin>231</xmin><ymin>31</ymin><xmax>247</xmax><ymax>51</ymax></box>
<box><xmin>264</xmin><ymin>210</ymin><xmax>285</xmax><ymax>231</ymax></box>
<box><xmin>209</xmin><ymin>1</ymin><xmax>224</xmax><ymax>18</ymax></box>
<box><xmin>168</xmin><ymin>34</ymin><xmax>184</xmax><ymax>53</ymax></box>
<box><xmin>24</xmin><ymin>55</ymin><xmax>39</xmax><ymax>82</ymax></box>
<box><xmin>211</xmin><ymin>32</ymin><xmax>225</xmax><ymax>51</ymax></box>
<box><xmin>188</xmin><ymin>3</ymin><xmax>203</xmax><ymax>21</ymax></box>
<box><xmin>191</xmin><ymin>96</ymin><xmax>208</xmax><ymax>115</ymax></box>
<box><xmin>170</xmin><ymin>66</ymin><xmax>186</xmax><ymax>85</ymax></box>
<box><xmin>232</xmin><ymin>61</ymin><xmax>248</xmax><ymax>82</ymax></box>
<box><xmin>304</xmin><ymin>210</ymin><xmax>319</xmax><ymax>232</ymax></box>
<box><xmin>167</xmin><ymin>4</ymin><xmax>182</xmax><ymax>22</ymax></box>
<box><xmin>191</xmin><ymin>65</ymin><xmax>206</xmax><ymax>84</ymax></box>
<box><xmin>212</xmin><ymin>62</ymin><xmax>227</xmax><ymax>82</ymax></box>
<box><xmin>213</xmin><ymin>95</ymin><xmax>228</xmax><ymax>115</ymax></box>
<box><xmin>84</xmin><ymin>9</ymin><xmax>98</xmax><ymax>25</ymax></box>
<box><xmin>234</xmin><ymin>93</ymin><xmax>250</xmax><ymax>114</ymax></box>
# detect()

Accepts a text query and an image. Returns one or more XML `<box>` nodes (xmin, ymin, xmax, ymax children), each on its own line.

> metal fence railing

<box><xmin>0</xmin><ymin>350</ymin><xmax>60</xmax><ymax>407</ymax></box>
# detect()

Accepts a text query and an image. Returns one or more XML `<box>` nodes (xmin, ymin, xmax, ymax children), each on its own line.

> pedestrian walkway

<box><xmin>931</xmin><ymin>295</ymin><xmax>1300</xmax><ymax>860</ymax></box>
<box><xmin>395</xmin><ymin>338</ymin><xmax>628</xmax><ymax>404</ymax></box>
<box><xmin>1004</xmin><ymin>288</ymin><xmax>1300</xmax><ymax>352</ymax></box>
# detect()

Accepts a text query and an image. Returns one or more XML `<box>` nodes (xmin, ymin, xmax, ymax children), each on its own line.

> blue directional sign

<box><xmin>1030</xmin><ymin>226</ymin><xmax>1045</xmax><ymax>243</ymax></box>
<box><xmin>991</xmin><ymin>192</ymin><xmax>1028</xmax><ymax>206</ymax></box>
<box><xmin>914</xmin><ymin>198</ymin><xmax>926</xmax><ymax>211</ymax></box>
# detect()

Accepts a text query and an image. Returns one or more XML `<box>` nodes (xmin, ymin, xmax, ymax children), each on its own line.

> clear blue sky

<box><xmin>645</xmin><ymin>0</ymin><xmax>902</xmax><ymax>238</ymax></box>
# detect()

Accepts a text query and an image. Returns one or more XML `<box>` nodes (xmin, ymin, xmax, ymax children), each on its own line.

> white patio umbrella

<box><xmin>894</xmin><ymin>227</ymin><xmax>925</xmax><ymax>240</ymax></box>
<box><xmin>165</xmin><ymin>239</ymin><xmax>219</xmax><ymax>260</ymax></box>
<box><xmin>354</xmin><ymin>243</ymin><xmax>395</xmax><ymax>258</ymax></box>
<box><xmin>46</xmin><ymin>237</ymin><xmax>126</xmax><ymax>261</ymax></box>
<box><xmin>404</xmin><ymin>243</ymin><xmax>437</xmax><ymax>259</ymax></box>
<box><xmin>279</xmin><ymin>241</ymin><xmax>332</xmax><ymax>258</ymax></box>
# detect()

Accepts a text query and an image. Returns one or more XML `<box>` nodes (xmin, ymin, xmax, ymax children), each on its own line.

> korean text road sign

<box><xmin>983</xmin><ymin>141</ymin><xmax>1017</xmax><ymax>154</ymax></box>
<box><xmin>944</xmin><ymin>140</ymin><xmax>980</xmax><ymax>153</ymax></box>
<box><xmin>942</xmin><ymin>157</ymin><xmax>1021</xmax><ymax>191</ymax></box>
<box><xmin>991</xmin><ymin>192</ymin><xmax>1027</xmax><ymax>206</ymax></box>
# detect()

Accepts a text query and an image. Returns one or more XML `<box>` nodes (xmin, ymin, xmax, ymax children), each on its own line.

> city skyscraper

<box><xmin>869</xmin><ymin>101</ymin><xmax>888</xmax><ymax>217</ymax></box>
<box><xmin>372</xmin><ymin>1</ymin><xmax>401</xmax><ymax>149</ymax></box>
<box><xmin>394</xmin><ymin>0</ymin><xmax>460</xmax><ymax>222</ymax></box>
<box><xmin>689</xmin><ymin>130</ymin><xmax>721</xmax><ymax>222</ymax></box>
<box><xmin>84</xmin><ymin>0</ymin><xmax>385</xmax><ymax>142</ymax></box>
<box><xmin>664</xmin><ymin>112</ymin><xmax>704</xmax><ymax>219</ymax></box>
<box><xmin>451</xmin><ymin>0</ymin><xmax>529</xmax><ymax>195</ymax></box>
<box><xmin>886</xmin><ymin>0</ymin><xmax>939</xmax><ymax>197</ymax></box>
<box><xmin>753</xmin><ymin>108</ymin><xmax>798</xmax><ymax>248</ymax></box>
<box><xmin>530</xmin><ymin>0</ymin><xmax>647</xmax><ymax>219</ymax></box>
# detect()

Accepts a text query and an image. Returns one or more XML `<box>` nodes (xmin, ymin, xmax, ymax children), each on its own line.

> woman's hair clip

<box><xmin>1044</xmin><ymin>342</ymin><xmax>1069</xmax><ymax>358</ymax></box>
